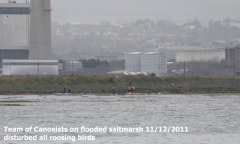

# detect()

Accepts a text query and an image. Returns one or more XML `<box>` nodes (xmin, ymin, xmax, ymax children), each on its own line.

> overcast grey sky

<box><xmin>1</xmin><ymin>0</ymin><xmax>240</xmax><ymax>25</ymax></box>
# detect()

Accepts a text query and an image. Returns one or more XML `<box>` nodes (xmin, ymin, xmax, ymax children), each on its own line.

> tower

<box><xmin>29</xmin><ymin>0</ymin><xmax>52</xmax><ymax>60</ymax></box>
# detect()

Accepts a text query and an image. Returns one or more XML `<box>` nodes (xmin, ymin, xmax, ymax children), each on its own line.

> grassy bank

<box><xmin>0</xmin><ymin>76</ymin><xmax>240</xmax><ymax>94</ymax></box>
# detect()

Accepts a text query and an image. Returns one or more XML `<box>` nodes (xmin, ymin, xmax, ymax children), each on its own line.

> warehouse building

<box><xmin>2</xmin><ymin>59</ymin><xmax>58</xmax><ymax>76</ymax></box>
<box><xmin>175</xmin><ymin>50</ymin><xmax>225</xmax><ymax>62</ymax></box>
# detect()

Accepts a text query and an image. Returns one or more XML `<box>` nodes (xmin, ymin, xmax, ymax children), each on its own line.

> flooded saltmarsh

<box><xmin>0</xmin><ymin>94</ymin><xmax>240</xmax><ymax>144</ymax></box>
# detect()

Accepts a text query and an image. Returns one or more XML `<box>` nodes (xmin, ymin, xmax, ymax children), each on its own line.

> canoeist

<box><xmin>68</xmin><ymin>87</ymin><xmax>71</xmax><ymax>93</ymax></box>
<box><xmin>127</xmin><ymin>87</ymin><xmax>131</xmax><ymax>93</ymax></box>
<box><xmin>112</xmin><ymin>87</ymin><xmax>115</xmax><ymax>95</ymax></box>
<box><xmin>177</xmin><ymin>84</ymin><xmax>181</xmax><ymax>91</ymax></box>
<box><xmin>83</xmin><ymin>90</ymin><xmax>87</xmax><ymax>95</ymax></box>
<box><xmin>131</xmin><ymin>86</ymin><xmax>135</xmax><ymax>93</ymax></box>
<box><xmin>177</xmin><ymin>84</ymin><xmax>183</xmax><ymax>91</ymax></box>
<box><xmin>63</xmin><ymin>86</ymin><xmax>67</xmax><ymax>93</ymax></box>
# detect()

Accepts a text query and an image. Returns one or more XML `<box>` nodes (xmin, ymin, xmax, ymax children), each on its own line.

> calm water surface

<box><xmin>0</xmin><ymin>94</ymin><xmax>240</xmax><ymax>144</ymax></box>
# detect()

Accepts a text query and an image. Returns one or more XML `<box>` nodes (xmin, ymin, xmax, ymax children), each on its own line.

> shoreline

<box><xmin>0</xmin><ymin>92</ymin><xmax>240</xmax><ymax>96</ymax></box>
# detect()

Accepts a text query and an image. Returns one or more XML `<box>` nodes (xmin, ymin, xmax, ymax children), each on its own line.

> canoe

<box><xmin>118</xmin><ymin>93</ymin><xmax>147</xmax><ymax>95</ymax></box>
<box><xmin>150</xmin><ymin>93</ymin><xmax>162</xmax><ymax>95</ymax></box>
<box><xmin>125</xmin><ymin>93</ymin><xmax>147</xmax><ymax>95</ymax></box>
<box><xmin>54</xmin><ymin>93</ymin><xmax>72</xmax><ymax>95</ymax></box>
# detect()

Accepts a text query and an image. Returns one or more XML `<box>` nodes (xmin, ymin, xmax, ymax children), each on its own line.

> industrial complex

<box><xmin>1</xmin><ymin>1</ymin><xmax>240</xmax><ymax>77</ymax></box>
<box><xmin>210</xmin><ymin>45</ymin><xmax>240</xmax><ymax>77</ymax></box>
<box><xmin>0</xmin><ymin>0</ymin><xmax>55</xmax><ymax>76</ymax></box>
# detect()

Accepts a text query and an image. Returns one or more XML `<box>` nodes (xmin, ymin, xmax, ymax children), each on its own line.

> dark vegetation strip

<box><xmin>0</xmin><ymin>104</ymin><xmax>25</xmax><ymax>106</ymax></box>
<box><xmin>0</xmin><ymin>76</ymin><xmax>240</xmax><ymax>94</ymax></box>
<box><xmin>0</xmin><ymin>101</ymin><xmax>37</xmax><ymax>103</ymax></box>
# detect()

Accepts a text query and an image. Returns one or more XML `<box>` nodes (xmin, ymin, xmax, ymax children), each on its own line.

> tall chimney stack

<box><xmin>29</xmin><ymin>0</ymin><xmax>52</xmax><ymax>60</ymax></box>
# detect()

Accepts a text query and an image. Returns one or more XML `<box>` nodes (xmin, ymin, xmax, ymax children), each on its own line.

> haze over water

<box><xmin>1</xmin><ymin>94</ymin><xmax>240</xmax><ymax>143</ymax></box>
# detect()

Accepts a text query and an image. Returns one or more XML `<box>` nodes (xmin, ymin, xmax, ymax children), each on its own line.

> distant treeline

<box><xmin>78</xmin><ymin>59</ymin><xmax>109</xmax><ymax>68</ymax></box>
<box><xmin>58</xmin><ymin>59</ymin><xmax>109</xmax><ymax>68</ymax></box>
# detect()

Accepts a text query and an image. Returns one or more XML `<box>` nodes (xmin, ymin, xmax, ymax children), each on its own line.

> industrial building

<box><xmin>0</xmin><ymin>0</ymin><xmax>55</xmax><ymax>76</ymax></box>
<box><xmin>210</xmin><ymin>45</ymin><xmax>240</xmax><ymax>77</ymax></box>
<box><xmin>65</xmin><ymin>61</ymin><xmax>82</xmax><ymax>71</ymax></box>
<box><xmin>0</xmin><ymin>3</ymin><xmax>30</xmax><ymax>47</ymax></box>
<box><xmin>2</xmin><ymin>59</ymin><xmax>58</xmax><ymax>76</ymax></box>
<box><xmin>0</xmin><ymin>0</ymin><xmax>52</xmax><ymax>61</ymax></box>
<box><xmin>176</xmin><ymin>50</ymin><xmax>225</xmax><ymax>62</ymax></box>
<box><xmin>0</xmin><ymin>46</ymin><xmax>29</xmax><ymax>63</ymax></box>
<box><xmin>125</xmin><ymin>52</ymin><xmax>167</xmax><ymax>77</ymax></box>
<box><xmin>0</xmin><ymin>2</ymin><xmax>30</xmax><ymax>63</ymax></box>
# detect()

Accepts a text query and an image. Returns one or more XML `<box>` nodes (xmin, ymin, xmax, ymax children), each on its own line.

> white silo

<box><xmin>125</xmin><ymin>52</ymin><xmax>142</xmax><ymax>71</ymax></box>
<box><xmin>141</xmin><ymin>52</ymin><xmax>167</xmax><ymax>77</ymax></box>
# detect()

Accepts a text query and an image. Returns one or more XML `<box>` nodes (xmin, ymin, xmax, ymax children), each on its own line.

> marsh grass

<box><xmin>0</xmin><ymin>76</ymin><xmax>240</xmax><ymax>94</ymax></box>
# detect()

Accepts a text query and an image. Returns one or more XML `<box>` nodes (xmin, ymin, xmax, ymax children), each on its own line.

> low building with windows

<box><xmin>2</xmin><ymin>59</ymin><xmax>59</xmax><ymax>76</ymax></box>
